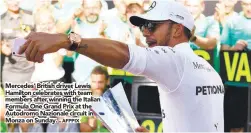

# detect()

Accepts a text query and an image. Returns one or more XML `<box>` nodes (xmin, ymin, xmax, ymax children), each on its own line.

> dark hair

<box><xmin>184</xmin><ymin>27</ymin><xmax>192</xmax><ymax>40</ymax></box>
<box><xmin>91</xmin><ymin>65</ymin><xmax>109</xmax><ymax>80</ymax></box>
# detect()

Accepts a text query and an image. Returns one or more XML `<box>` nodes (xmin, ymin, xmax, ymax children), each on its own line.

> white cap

<box><xmin>129</xmin><ymin>0</ymin><xmax>195</xmax><ymax>31</ymax></box>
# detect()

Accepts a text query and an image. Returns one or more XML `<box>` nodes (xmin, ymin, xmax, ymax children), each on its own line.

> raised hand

<box><xmin>18</xmin><ymin>32</ymin><xmax>70</xmax><ymax>63</ymax></box>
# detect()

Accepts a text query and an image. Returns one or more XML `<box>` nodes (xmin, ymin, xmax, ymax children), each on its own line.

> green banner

<box><xmin>193</xmin><ymin>50</ymin><xmax>251</xmax><ymax>86</ymax></box>
<box><xmin>193</xmin><ymin>49</ymin><xmax>214</xmax><ymax>66</ymax></box>
<box><xmin>220</xmin><ymin>51</ymin><xmax>251</xmax><ymax>86</ymax></box>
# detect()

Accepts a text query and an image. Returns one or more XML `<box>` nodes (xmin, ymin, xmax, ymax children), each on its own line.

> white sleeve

<box><xmin>122</xmin><ymin>45</ymin><xmax>185</xmax><ymax>92</ymax></box>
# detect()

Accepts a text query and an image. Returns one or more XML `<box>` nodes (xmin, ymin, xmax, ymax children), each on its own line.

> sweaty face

<box><xmin>141</xmin><ymin>21</ymin><xmax>174</xmax><ymax>47</ymax></box>
<box><xmin>91</xmin><ymin>74</ymin><xmax>107</xmax><ymax>95</ymax></box>
<box><xmin>242</xmin><ymin>0</ymin><xmax>251</xmax><ymax>18</ymax></box>
<box><xmin>185</xmin><ymin>0</ymin><xmax>204</xmax><ymax>19</ymax></box>
<box><xmin>83</xmin><ymin>0</ymin><xmax>102</xmax><ymax>23</ymax></box>
<box><xmin>6</xmin><ymin>0</ymin><xmax>20</xmax><ymax>12</ymax></box>
<box><xmin>219</xmin><ymin>0</ymin><xmax>237</xmax><ymax>14</ymax></box>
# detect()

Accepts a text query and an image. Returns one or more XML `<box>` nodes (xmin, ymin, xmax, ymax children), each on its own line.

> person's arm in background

<box><xmin>1</xmin><ymin>40</ymin><xmax>11</xmax><ymax>56</ymax></box>
<box><xmin>220</xmin><ymin>21</ymin><xmax>247</xmax><ymax>51</ymax></box>
<box><xmin>204</xmin><ymin>17</ymin><xmax>220</xmax><ymax>50</ymax></box>
<box><xmin>220</xmin><ymin>20</ymin><xmax>232</xmax><ymax>50</ymax></box>
<box><xmin>56</xmin><ymin>7</ymin><xmax>83</xmax><ymax>34</ymax></box>
<box><xmin>191</xmin><ymin>21</ymin><xmax>219</xmax><ymax>50</ymax></box>
<box><xmin>80</xmin><ymin>123</ymin><xmax>95</xmax><ymax>132</ymax></box>
<box><xmin>191</xmin><ymin>35</ymin><xmax>217</xmax><ymax>50</ymax></box>
<box><xmin>99</xmin><ymin>20</ymin><xmax>109</xmax><ymax>39</ymax></box>
<box><xmin>79</xmin><ymin>116</ymin><xmax>97</xmax><ymax>132</ymax></box>
<box><xmin>53</xmin><ymin>52</ymin><xmax>64</xmax><ymax>67</ymax></box>
<box><xmin>56</xmin><ymin>16</ymin><xmax>75</xmax><ymax>33</ymax></box>
<box><xmin>214</xmin><ymin>3</ymin><xmax>227</xmax><ymax>29</ymax></box>
<box><xmin>1</xmin><ymin>32</ymin><xmax>10</xmax><ymax>55</ymax></box>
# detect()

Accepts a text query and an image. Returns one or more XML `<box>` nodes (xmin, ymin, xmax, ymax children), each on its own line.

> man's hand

<box><xmin>74</xmin><ymin>7</ymin><xmax>84</xmax><ymax>18</ymax></box>
<box><xmin>232</xmin><ymin>40</ymin><xmax>248</xmax><ymax>51</ymax></box>
<box><xmin>18</xmin><ymin>32</ymin><xmax>70</xmax><ymax>62</ymax></box>
<box><xmin>1</xmin><ymin>41</ymin><xmax>11</xmax><ymax>56</ymax></box>
<box><xmin>214</xmin><ymin>3</ymin><xmax>225</xmax><ymax>22</ymax></box>
<box><xmin>135</xmin><ymin>126</ymin><xmax>149</xmax><ymax>132</ymax></box>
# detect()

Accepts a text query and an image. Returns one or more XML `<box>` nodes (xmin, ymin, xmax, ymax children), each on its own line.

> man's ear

<box><xmin>173</xmin><ymin>24</ymin><xmax>183</xmax><ymax>38</ymax></box>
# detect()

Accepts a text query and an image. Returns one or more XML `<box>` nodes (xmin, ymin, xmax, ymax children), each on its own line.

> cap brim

<box><xmin>129</xmin><ymin>14</ymin><xmax>169</xmax><ymax>27</ymax></box>
<box><xmin>129</xmin><ymin>15</ymin><xmax>148</xmax><ymax>27</ymax></box>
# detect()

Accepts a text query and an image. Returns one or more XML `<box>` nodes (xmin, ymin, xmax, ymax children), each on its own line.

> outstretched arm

<box><xmin>75</xmin><ymin>38</ymin><xmax>129</xmax><ymax>69</ymax></box>
<box><xmin>19</xmin><ymin>32</ymin><xmax>129</xmax><ymax>69</ymax></box>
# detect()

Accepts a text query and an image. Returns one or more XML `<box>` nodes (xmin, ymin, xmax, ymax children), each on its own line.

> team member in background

<box><xmin>213</xmin><ymin>0</ymin><xmax>238</xmax><ymax>34</ymax></box>
<box><xmin>221</xmin><ymin>0</ymin><xmax>251</xmax><ymax>51</ymax></box>
<box><xmin>221</xmin><ymin>0</ymin><xmax>251</xmax><ymax>132</ymax></box>
<box><xmin>19</xmin><ymin>1</ymin><xmax>225</xmax><ymax>132</ymax></box>
<box><xmin>80</xmin><ymin>66</ymin><xmax>110</xmax><ymax>132</ymax></box>
<box><xmin>31</xmin><ymin>6</ymin><xmax>65</xmax><ymax>83</ymax></box>
<box><xmin>185</xmin><ymin>0</ymin><xmax>220</xmax><ymax>50</ymax></box>
<box><xmin>31</xmin><ymin>8</ymin><xmax>66</xmax><ymax>132</ymax></box>
<box><xmin>125</xmin><ymin>2</ymin><xmax>148</xmax><ymax>47</ymax></box>
<box><xmin>184</xmin><ymin>0</ymin><xmax>221</xmax><ymax>73</ymax></box>
<box><xmin>72</xmin><ymin>0</ymin><xmax>106</xmax><ymax>83</ymax></box>
<box><xmin>103</xmin><ymin>0</ymin><xmax>135</xmax><ymax>45</ymax></box>
<box><xmin>1</xmin><ymin>0</ymin><xmax>35</xmax><ymax>85</ymax></box>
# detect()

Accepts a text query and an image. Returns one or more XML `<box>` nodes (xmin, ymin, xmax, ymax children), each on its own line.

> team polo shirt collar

<box><xmin>173</xmin><ymin>42</ymin><xmax>191</xmax><ymax>50</ymax></box>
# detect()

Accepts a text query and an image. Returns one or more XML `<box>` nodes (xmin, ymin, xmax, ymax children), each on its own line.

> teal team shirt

<box><xmin>218</xmin><ymin>12</ymin><xmax>239</xmax><ymax>34</ymax></box>
<box><xmin>221</xmin><ymin>13</ymin><xmax>251</xmax><ymax>87</ymax></box>
<box><xmin>190</xmin><ymin>15</ymin><xmax>220</xmax><ymax>50</ymax></box>
<box><xmin>221</xmin><ymin>13</ymin><xmax>251</xmax><ymax>50</ymax></box>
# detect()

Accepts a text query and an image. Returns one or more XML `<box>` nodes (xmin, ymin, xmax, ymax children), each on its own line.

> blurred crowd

<box><xmin>0</xmin><ymin>0</ymin><xmax>251</xmax><ymax>132</ymax></box>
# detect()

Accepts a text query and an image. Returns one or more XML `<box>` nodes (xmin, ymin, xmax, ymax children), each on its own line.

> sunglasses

<box><xmin>139</xmin><ymin>20</ymin><xmax>177</xmax><ymax>33</ymax></box>
<box><xmin>139</xmin><ymin>21</ymin><xmax>164</xmax><ymax>33</ymax></box>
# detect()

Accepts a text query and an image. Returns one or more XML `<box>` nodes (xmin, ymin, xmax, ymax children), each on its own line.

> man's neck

<box><xmin>169</xmin><ymin>38</ymin><xmax>189</xmax><ymax>47</ymax></box>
